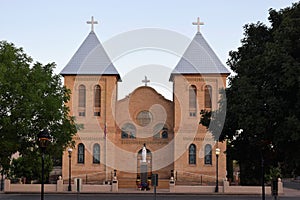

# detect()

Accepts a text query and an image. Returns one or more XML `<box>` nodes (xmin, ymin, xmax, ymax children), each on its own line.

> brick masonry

<box><xmin>62</xmin><ymin>73</ymin><xmax>228</xmax><ymax>188</ymax></box>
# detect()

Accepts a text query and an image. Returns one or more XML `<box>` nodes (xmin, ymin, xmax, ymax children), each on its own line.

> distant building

<box><xmin>61</xmin><ymin>17</ymin><xmax>229</xmax><ymax>188</ymax></box>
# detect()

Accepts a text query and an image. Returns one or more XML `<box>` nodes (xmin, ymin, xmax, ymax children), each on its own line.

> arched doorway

<box><xmin>137</xmin><ymin>146</ymin><xmax>152</xmax><ymax>186</ymax></box>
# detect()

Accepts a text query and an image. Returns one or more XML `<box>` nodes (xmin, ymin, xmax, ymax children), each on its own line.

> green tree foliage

<box><xmin>10</xmin><ymin>152</ymin><xmax>53</xmax><ymax>183</ymax></box>
<box><xmin>200</xmin><ymin>2</ymin><xmax>300</xmax><ymax>184</ymax></box>
<box><xmin>0</xmin><ymin>41</ymin><xmax>77</xmax><ymax>180</ymax></box>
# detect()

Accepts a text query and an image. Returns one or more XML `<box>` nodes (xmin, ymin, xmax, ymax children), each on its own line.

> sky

<box><xmin>1</xmin><ymin>0</ymin><xmax>299</xmax><ymax>99</ymax></box>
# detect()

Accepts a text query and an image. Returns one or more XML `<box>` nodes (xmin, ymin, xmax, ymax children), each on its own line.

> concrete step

<box><xmin>118</xmin><ymin>178</ymin><xmax>170</xmax><ymax>189</ymax></box>
<box><xmin>118</xmin><ymin>179</ymin><xmax>137</xmax><ymax>188</ymax></box>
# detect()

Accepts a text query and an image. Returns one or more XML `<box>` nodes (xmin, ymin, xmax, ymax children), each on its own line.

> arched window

<box><xmin>153</xmin><ymin>123</ymin><xmax>168</xmax><ymax>139</ymax></box>
<box><xmin>204</xmin><ymin>144</ymin><xmax>212</xmax><ymax>165</ymax></box>
<box><xmin>78</xmin><ymin>85</ymin><xmax>86</xmax><ymax>116</ymax></box>
<box><xmin>121</xmin><ymin>123</ymin><xmax>136</xmax><ymax>139</ymax></box>
<box><xmin>79</xmin><ymin>85</ymin><xmax>86</xmax><ymax>107</ymax></box>
<box><xmin>189</xmin><ymin>144</ymin><xmax>196</xmax><ymax>164</ymax></box>
<box><xmin>94</xmin><ymin>85</ymin><xmax>101</xmax><ymax>116</ymax></box>
<box><xmin>204</xmin><ymin>85</ymin><xmax>212</xmax><ymax>108</ymax></box>
<box><xmin>78</xmin><ymin>143</ymin><xmax>85</xmax><ymax>164</ymax></box>
<box><xmin>162</xmin><ymin>129</ymin><xmax>168</xmax><ymax>139</ymax></box>
<box><xmin>189</xmin><ymin>85</ymin><xmax>197</xmax><ymax>117</ymax></box>
<box><xmin>93</xmin><ymin>143</ymin><xmax>100</xmax><ymax>164</ymax></box>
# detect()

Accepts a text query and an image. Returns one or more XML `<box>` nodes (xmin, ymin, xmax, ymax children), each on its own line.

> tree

<box><xmin>10</xmin><ymin>152</ymin><xmax>53</xmax><ymax>183</ymax></box>
<box><xmin>0</xmin><ymin>41</ymin><xmax>78</xmax><ymax>180</ymax></box>
<box><xmin>200</xmin><ymin>2</ymin><xmax>300</xmax><ymax>184</ymax></box>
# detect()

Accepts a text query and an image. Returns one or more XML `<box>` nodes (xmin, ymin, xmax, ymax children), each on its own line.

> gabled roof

<box><xmin>170</xmin><ymin>32</ymin><xmax>230</xmax><ymax>80</ymax></box>
<box><xmin>60</xmin><ymin>31</ymin><xmax>120</xmax><ymax>80</ymax></box>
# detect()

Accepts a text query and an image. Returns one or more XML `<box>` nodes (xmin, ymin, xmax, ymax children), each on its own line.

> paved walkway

<box><xmin>106</xmin><ymin>187</ymin><xmax>300</xmax><ymax>196</ymax></box>
<box><xmin>118</xmin><ymin>188</ymin><xmax>169</xmax><ymax>194</ymax></box>
<box><xmin>117</xmin><ymin>186</ymin><xmax>300</xmax><ymax>197</ymax></box>
<box><xmin>283</xmin><ymin>188</ymin><xmax>300</xmax><ymax>197</ymax></box>
<box><xmin>282</xmin><ymin>179</ymin><xmax>300</xmax><ymax>197</ymax></box>
<box><xmin>1</xmin><ymin>185</ymin><xmax>300</xmax><ymax>197</ymax></box>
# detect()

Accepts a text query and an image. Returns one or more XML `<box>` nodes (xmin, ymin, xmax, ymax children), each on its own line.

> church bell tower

<box><xmin>60</xmin><ymin>17</ymin><xmax>121</xmax><ymax>183</ymax></box>
<box><xmin>170</xmin><ymin>17</ymin><xmax>230</xmax><ymax>184</ymax></box>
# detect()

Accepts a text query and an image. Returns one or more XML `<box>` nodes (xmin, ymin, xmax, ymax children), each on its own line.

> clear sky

<box><xmin>1</xmin><ymin>0</ymin><xmax>298</xmax><ymax>99</ymax></box>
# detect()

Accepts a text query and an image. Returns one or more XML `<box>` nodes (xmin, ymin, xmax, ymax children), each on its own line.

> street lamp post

<box><xmin>261</xmin><ymin>153</ymin><xmax>265</xmax><ymax>200</ymax></box>
<box><xmin>68</xmin><ymin>148</ymin><xmax>72</xmax><ymax>191</ymax></box>
<box><xmin>215</xmin><ymin>148</ymin><xmax>220</xmax><ymax>193</ymax></box>
<box><xmin>0</xmin><ymin>171</ymin><xmax>4</xmax><ymax>191</ymax></box>
<box><xmin>37</xmin><ymin>129</ymin><xmax>51</xmax><ymax>200</ymax></box>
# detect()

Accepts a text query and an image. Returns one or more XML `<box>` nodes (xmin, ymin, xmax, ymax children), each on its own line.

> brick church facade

<box><xmin>61</xmin><ymin>18</ymin><xmax>230</xmax><ymax>188</ymax></box>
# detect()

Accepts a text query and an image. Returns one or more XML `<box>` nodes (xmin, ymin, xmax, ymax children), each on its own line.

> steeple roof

<box><xmin>170</xmin><ymin>32</ymin><xmax>230</xmax><ymax>80</ymax></box>
<box><xmin>60</xmin><ymin>31</ymin><xmax>120</xmax><ymax>80</ymax></box>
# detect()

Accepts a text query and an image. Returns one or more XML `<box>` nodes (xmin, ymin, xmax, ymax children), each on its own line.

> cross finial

<box><xmin>87</xmin><ymin>16</ymin><xmax>98</xmax><ymax>32</ymax></box>
<box><xmin>192</xmin><ymin>17</ymin><xmax>204</xmax><ymax>32</ymax></box>
<box><xmin>142</xmin><ymin>76</ymin><xmax>150</xmax><ymax>86</ymax></box>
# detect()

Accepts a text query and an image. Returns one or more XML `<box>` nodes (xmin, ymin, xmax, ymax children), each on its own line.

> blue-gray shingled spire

<box><xmin>60</xmin><ymin>31</ymin><xmax>120</xmax><ymax>80</ymax></box>
<box><xmin>170</xmin><ymin>31</ymin><xmax>230</xmax><ymax>80</ymax></box>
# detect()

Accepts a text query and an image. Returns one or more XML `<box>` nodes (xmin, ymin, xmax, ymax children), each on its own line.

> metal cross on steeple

<box><xmin>192</xmin><ymin>17</ymin><xmax>204</xmax><ymax>32</ymax></box>
<box><xmin>142</xmin><ymin>76</ymin><xmax>150</xmax><ymax>86</ymax></box>
<box><xmin>87</xmin><ymin>16</ymin><xmax>98</xmax><ymax>32</ymax></box>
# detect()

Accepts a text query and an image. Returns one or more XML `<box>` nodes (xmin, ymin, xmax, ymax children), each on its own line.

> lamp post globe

<box><xmin>38</xmin><ymin>129</ymin><xmax>51</xmax><ymax>149</ymax></box>
<box><xmin>68</xmin><ymin>148</ymin><xmax>73</xmax><ymax>154</ymax></box>
<box><xmin>215</xmin><ymin>148</ymin><xmax>220</xmax><ymax>156</ymax></box>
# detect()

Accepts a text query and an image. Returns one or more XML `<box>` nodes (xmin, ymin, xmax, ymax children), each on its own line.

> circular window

<box><xmin>136</xmin><ymin>111</ymin><xmax>152</xmax><ymax>127</ymax></box>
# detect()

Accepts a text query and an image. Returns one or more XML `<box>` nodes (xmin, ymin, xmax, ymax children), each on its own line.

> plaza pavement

<box><xmin>1</xmin><ymin>187</ymin><xmax>300</xmax><ymax>196</ymax></box>
<box><xmin>1</xmin><ymin>181</ymin><xmax>300</xmax><ymax>197</ymax></box>
<box><xmin>281</xmin><ymin>188</ymin><xmax>300</xmax><ymax>197</ymax></box>
<box><xmin>87</xmin><ymin>187</ymin><xmax>300</xmax><ymax>197</ymax></box>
